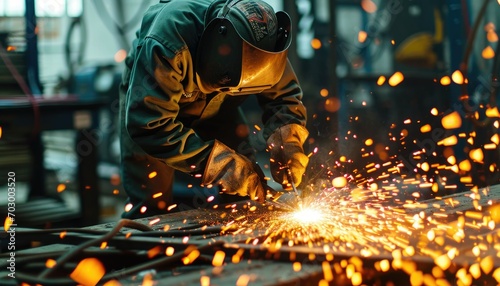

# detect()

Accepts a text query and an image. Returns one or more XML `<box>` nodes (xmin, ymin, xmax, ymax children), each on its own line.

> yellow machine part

<box><xmin>395</xmin><ymin>8</ymin><xmax>443</xmax><ymax>69</ymax></box>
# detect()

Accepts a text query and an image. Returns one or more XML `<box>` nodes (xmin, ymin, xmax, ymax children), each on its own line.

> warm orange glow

<box><xmin>201</xmin><ymin>276</ymin><xmax>210</xmax><ymax>286</ymax></box>
<box><xmin>446</xmin><ymin>153</ymin><xmax>456</xmax><ymax>165</ymax></box>
<box><xmin>365</xmin><ymin>138</ymin><xmax>373</xmax><ymax>146</ymax></box>
<box><xmin>332</xmin><ymin>176</ymin><xmax>348</xmax><ymax>188</ymax></box>
<box><xmin>102</xmin><ymin>280</ymin><xmax>121</xmax><ymax>286</ymax></box>
<box><xmin>420</xmin><ymin>124</ymin><xmax>432</xmax><ymax>133</ymax></box>
<box><xmin>459</xmin><ymin>159</ymin><xmax>472</xmax><ymax>171</ymax></box>
<box><xmin>485</xmin><ymin>107</ymin><xmax>500</xmax><ymax>117</ymax></box>
<box><xmin>166</xmin><ymin>246</ymin><xmax>175</xmax><ymax>256</ymax></box>
<box><xmin>487</xmin><ymin>30</ymin><xmax>499</xmax><ymax>42</ymax></box>
<box><xmin>430</xmin><ymin>108</ymin><xmax>439</xmax><ymax>116</ymax></box>
<box><xmin>100</xmin><ymin>242</ymin><xmax>107</xmax><ymax>249</ymax></box>
<box><xmin>4</xmin><ymin>217</ymin><xmax>13</xmax><ymax>232</ymax></box>
<box><xmin>482</xmin><ymin>46</ymin><xmax>495</xmax><ymax>59</ymax></box>
<box><xmin>124</xmin><ymin>203</ymin><xmax>133</xmax><ymax>212</ymax></box>
<box><xmin>361</xmin><ymin>0</ymin><xmax>378</xmax><ymax>13</ymax></box>
<box><xmin>114</xmin><ymin>49</ymin><xmax>127</xmax><ymax>63</ymax></box>
<box><xmin>440</xmin><ymin>76</ymin><xmax>451</xmax><ymax>86</ymax></box>
<box><xmin>358</xmin><ymin>30</ymin><xmax>368</xmax><ymax>43</ymax></box>
<box><xmin>59</xmin><ymin>231</ymin><xmax>67</xmax><ymax>239</ymax></box>
<box><xmin>293</xmin><ymin>262</ymin><xmax>302</xmax><ymax>272</ymax></box>
<box><xmin>377</xmin><ymin>75</ymin><xmax>386</xmax><ymax>86</ymax></box>
<box><xmin>320</xmin><ymin>88</ymin><xmax>329</xmax><ymax>97</ymax></box>
<box><xmin>311</xmin><ymin>38</ymin><xmax>322</xmax><ymax>49</ymax></box>
<box><xmin>236</xmin><ymin>274</ymin><xmax>251</xmax><ymax>286</ymax></box>
<box><xmin>388</xmin><ymin>71</ymin><xmax>404</xmax><ymax>86</ymax></box>
<box><xmin>148</xmin><ymin>171</ymin><xmax>157</xmax><ymax>179</ymax></box>
<box><xmin>441</xmin><ymin>111</ymin><xmax>462</xmax><ymax>129</ymax></box>
<box><xmin>212</xmin><ymin>250</ymin><xmax>225</xmax><ymax>267</ymax></box>
<box><xmin>152</xmin><ymin>192</ymin><xmax>163</xmax><ymax>199</ymax></box>
<box><xmin>324</xmin><ymin>97</ymin><xmax>341</xmax><ymax>113</ymax></box>
<box><xmin>435</xmin><ymin>254</ymin><xmax>451</xmax><ymax>270</ymax></box>
<box><xmin>0</xmin><ymin>126</ymin><xmax>2</xmax><ymax>138</ymax></box>
<box><xmin>56</xmin><ymin>184</ymin><xmax>66</xmax><ymax>193</ymax></box>
<box><xmin>45</xmin><ymin>259</ymin><xmax>57</xmax><ymax>268</ymax></box>
<box><xmin>437</xmin><ymin>135</ymin><xmax>458</xmax><ymax>146</ymax></box>
<box><xmin>182</xmin><ymin>249</ymin><xmax>200</xmax><ymax>265</ymax></box>
<box><xmin>147</xmin><ymin>246</ymin><xmax>162</xmax><ymax>258</ymax></box>
<box><xmin>6</xmin><ymin>46</ymin><xmax>16</xmax><ymax>51</ymax></box>
<box><xmin>451</xmin><ymin>70</ymin><xmax>464</xmax><ymax>84</ymax></box>
<box><xmin>70</xmin><ymin>258</ymin><xmax>105</xmax><ymax>286</ymax></box>
<box><xmin>322</xmin><ymin>261</ymin><xmax>334</xmax><ymax>281</ymax></box>
<box><xmin>110</xmin><ymin>173</ymin><xmax>121</xmax><ymax>185</ymax></box>
<box><xmin>491</xmin><ymin>134</ymin><xmax>499</xmax><ymax>145</ymax></box>
<box><xmin>469</xmin><ymin>148</ymin><xmax>484</xmax><ymax>163</ymax></box>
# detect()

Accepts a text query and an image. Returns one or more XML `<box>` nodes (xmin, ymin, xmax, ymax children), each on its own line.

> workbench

<box><xmin>2</xmin><ymin>184</ymin><xmax>499</xmax><ymax>285</ymax></box>
<box><xmin>0</xmin><ymin>95</ymin><xmax>108</xmax><ymax>227</ymax></box>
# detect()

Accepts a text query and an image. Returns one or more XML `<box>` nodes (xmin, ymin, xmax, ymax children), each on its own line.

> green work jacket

<box><xmin>121</xmin><ymin>0</ymin><xmax>307</xmax><ymax>175</ymax></box>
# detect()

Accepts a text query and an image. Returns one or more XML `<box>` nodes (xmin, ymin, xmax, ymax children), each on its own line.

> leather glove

<box><xmin>267</xmin><ymin>124</ymin><xmax>309</xmax><ymax>188</ymax></box>
<box><xmin>202</xmin><ymin>140</ymin><xmax>265</xmax><ymax>201</ymax></box>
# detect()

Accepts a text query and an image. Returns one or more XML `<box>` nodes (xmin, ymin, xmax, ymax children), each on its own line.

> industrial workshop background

<box><xmin>0</xmin><ymin>0</ymin><xmax>499</xmax><ymax>227</ymax></box>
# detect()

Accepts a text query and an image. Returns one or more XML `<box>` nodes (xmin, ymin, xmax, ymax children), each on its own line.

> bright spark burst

<box><xmin>215</xmin><ymin>102</ymin><xmax>499</xmax><ymax>266</ymax></box>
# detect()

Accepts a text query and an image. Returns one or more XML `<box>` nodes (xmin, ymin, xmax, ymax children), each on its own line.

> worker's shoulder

<box><xmin>138</xmin><ymin>0</ymin><xmax>215</xmax><ymax>55</ymax></box>
<box><xmin>146</xmin><ymin>0</ymin><xmax>214</xmax><ymax>27</ymax></box>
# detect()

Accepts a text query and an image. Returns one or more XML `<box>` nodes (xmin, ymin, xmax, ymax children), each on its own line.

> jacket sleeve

<box><xmin>124</xmin><ymin>38</ymin><xmax>212</xmax><ymax>173</ymax></box>
<box><xmin>256</xmin><ymin>59</ymin><xmax>308</xmax><ymax>140</ymax></box>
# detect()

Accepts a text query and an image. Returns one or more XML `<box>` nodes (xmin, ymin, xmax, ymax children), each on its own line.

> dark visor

<box><xmin>196</xmin><ymin>11</ymin><xmax>291</xmax><ymax>94</ymax></box>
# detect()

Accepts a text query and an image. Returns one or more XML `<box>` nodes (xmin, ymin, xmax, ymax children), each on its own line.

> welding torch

<box><xmin>284</xmin><ymin>166</ymin><xmax>303</xmax><ymax>208</ymax></box>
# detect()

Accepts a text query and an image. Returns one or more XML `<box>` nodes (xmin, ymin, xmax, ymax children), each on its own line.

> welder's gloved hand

<box><xmin>268</xmin><ymin>124</ymin><xmax>309</xmax><ymax>188</ymax></box>
<box><xmin>202</xmin><ymin>140</ymin><xmax>265</xmax><ymax>202</ymax></box>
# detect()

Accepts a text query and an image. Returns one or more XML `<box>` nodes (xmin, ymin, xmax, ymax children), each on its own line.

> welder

<box><xmin>119</xmin><ymin>0</ymin><xmax>309</xmax><ymax>218</ymax></box>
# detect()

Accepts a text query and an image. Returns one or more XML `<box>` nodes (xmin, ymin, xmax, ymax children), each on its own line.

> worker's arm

<box><xmin>257</xmin><ymin>60</ymin><xmax>309</xmax><ymax>187</ymax></box>
<box><xmin>256</xmin><ymin>59</ymin><xmax>307</xmax><ymax>139</ymax></box>
<box><xmin>124</xmin><ymin>38</ymin><xmax>212</xmax><ymax>174</ymax></box>
<box><xmin>124</xmin><ymin>38</ymin><xmax>264</xmax><ymax>199</ymax></box>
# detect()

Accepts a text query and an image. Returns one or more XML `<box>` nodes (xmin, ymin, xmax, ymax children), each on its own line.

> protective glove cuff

<box><xmin>202</xmin><ymin>140</ymin><xmax>234</xmax><ymax>186</ymax></box>
<box><xmin>267</xmin><ymin>123</ymin><xmax>309</xmax><ymax>148</ymax></box>
<box><xmin>202</xmin><ymin>140</ymin><xmax>265</xmax><ymax>200</ymax></box>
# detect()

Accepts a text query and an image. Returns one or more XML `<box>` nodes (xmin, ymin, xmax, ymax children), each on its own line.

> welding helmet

<box><xmin>196</xmin><ymin>0</ymin><xmax>292</xmax><ymax>94</ymax></box>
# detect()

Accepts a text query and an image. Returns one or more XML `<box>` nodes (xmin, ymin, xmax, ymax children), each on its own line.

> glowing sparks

<box><xmin>70</xmin><ymin>258</ymin><xmax>105</xmax><ymax>286</ymax></box>
<box><xmin>361</xmin><ymin>0</ymin><xmax>377</xmax><ymax>13</ymax></box>
<box><xmin>358</xmin><ymin>30</ymin><xmax>368</xmax><ymax>43</ymax></box>
<box><xmin>388</xmin><ymin>71</ymin><xmax>404</xmax><ymax>86</ymax></box>
<box><xmin>56</xmin><ymin>184</ymin><xmax>66</xmax><ymax>193</ymax></box>
<box><xmin>377</xmin><ymin>76</ymin><xmax>386</xmax><ymax>86</ymax></box>
<box><xmin>212</xmin><ymin>250</ymin><xmax>226</xmax><ymax>267</ymax></box>
<box><xmin>45</xmin><ymin>259</ymin><xmax>57</xmax><ymax>269</ymax></box>
<box><xmin>451</xmin><ymin>70</ymin><xmax>464</xmax><ymax>84</ymax></box>
<box><xmin>486</xmin><ymin>107</ymin><xmax>500</xmax><ymax>118</ymax></box>
<box><xmin>441</xmin><ymin>111</ymin><xmax>462</xmax><ymax>129</ymax></box>
<box><xmin>4</xmin><ymin>216</ymin><xmax>13</xmax><ymax>231</ymax></box>
<box><xmin>482</xmin><ymin>46</ymin><xmax>495</xmax><ymax>59</ymax></box>
<box><xmin>440</xmin><ymin>76</ymin><xmax>451</xmax><ymax>86</ymax></box>
<box><xmin>291</xmin><ymin>207</ymin><xmax>324</xmax><ymax>224</ymax></box>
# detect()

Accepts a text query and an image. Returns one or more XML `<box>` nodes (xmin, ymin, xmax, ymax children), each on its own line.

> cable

<box><xmin>38</xmin><ymin>219</ymin><xmax>152</xmax><ymax>279</ymax></box>
<box><xmin>14</xmin><ymin>240</ymin><xmax>225</xmax><ymax>285</ymax></box>
<box><xmin>13</xmin><ymin>224</ymin><xmax>225</xmax><ymax>238</ymax></box>
<box><xmin>459</xmin><ymin>0</ymin><xmax>495</xmax><ymax>127</ymax></box>
<box><xmin>64</xmin><ymin>16</ymin><xmax>87</xmax><ymax>78</ymax></box>
<box><xmin>0</xmin><ymin>43</ymin><xmax>41</xmax><ymax>137</ymax></box>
